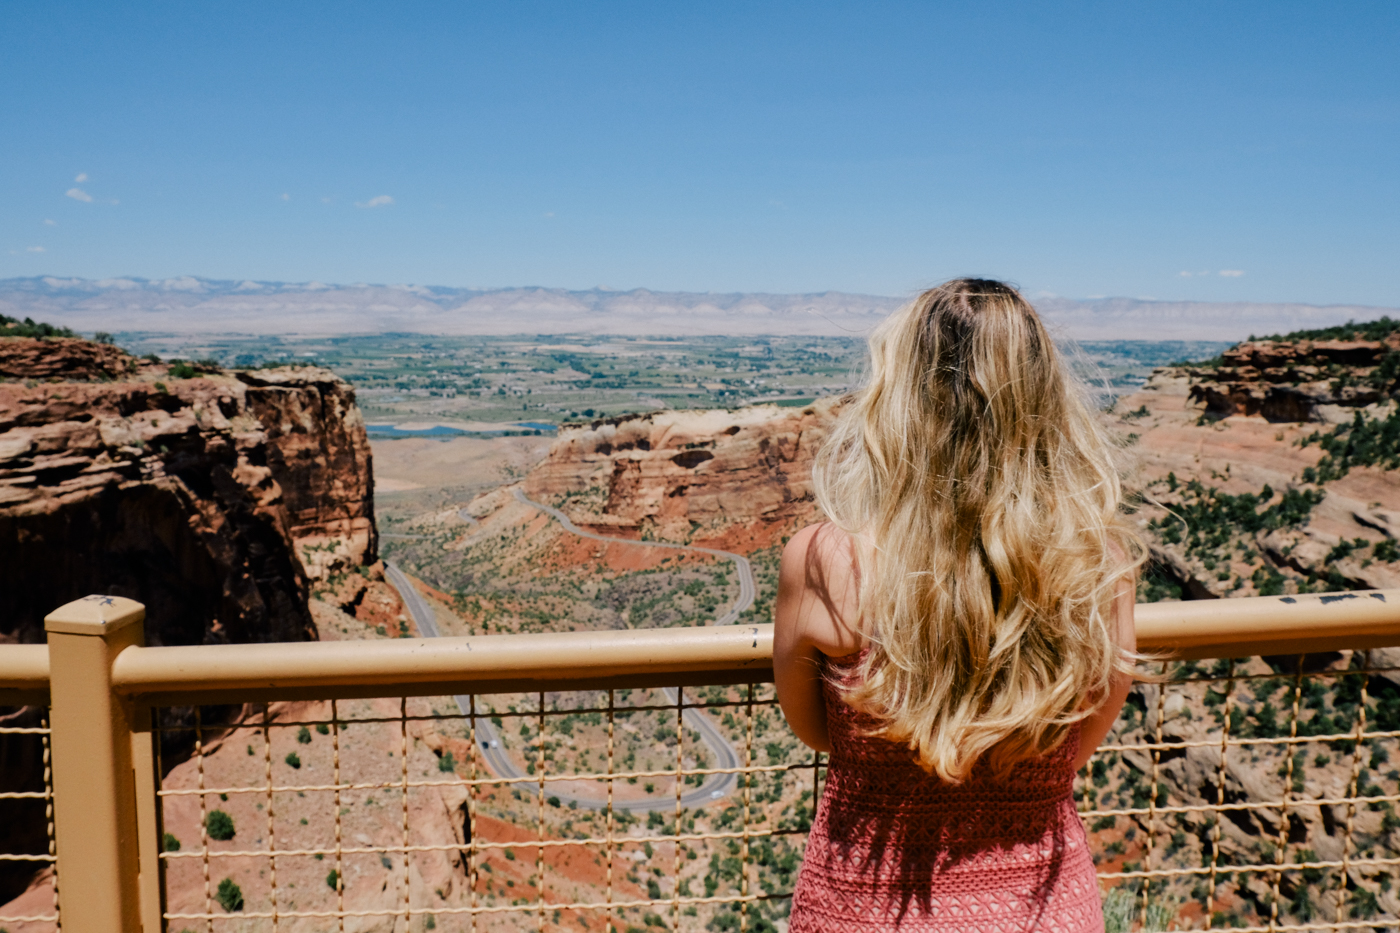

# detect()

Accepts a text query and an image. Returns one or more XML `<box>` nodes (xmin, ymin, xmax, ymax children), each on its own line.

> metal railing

<box><xmin>2</xmin><ymin>591</ymin><xmax>1400</xmax><ymax>931</ymax></box>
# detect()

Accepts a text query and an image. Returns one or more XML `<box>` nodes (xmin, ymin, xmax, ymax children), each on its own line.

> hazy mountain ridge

<box><xmin>2</xmin><ymin>275</ymin><xmax>1394</xmax><ymax>341</ymax></box>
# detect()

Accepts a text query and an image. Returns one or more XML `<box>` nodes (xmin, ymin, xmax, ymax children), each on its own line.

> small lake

<box><xmin>366</xmin><ymin>423</ymin><xmax>557</xmax><ymax>438</ymax></box>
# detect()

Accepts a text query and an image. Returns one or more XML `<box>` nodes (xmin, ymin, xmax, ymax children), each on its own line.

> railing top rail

<box><xmin>0</xmin><ymin>643</ymin><xmax>50</xmax><ymax>704</ymax></box>
<box><xmin>1134</xmin><ymin>587</ymin><xmax>1400</xmax><ymax>658</ymax></box>
<box><xmin>110</xmin><ymin>622</ymin><xmax>772</xmax><ymax>704</ymax></box>
<box><xmin>6</xmin><ymin>590</ymin><xmax>1400</xmax><ymax>703</ymax></box>
<box><xmin>0</xmin><ymin>643</ymin><xmax>49</xmax><ymax>687</ymax></box>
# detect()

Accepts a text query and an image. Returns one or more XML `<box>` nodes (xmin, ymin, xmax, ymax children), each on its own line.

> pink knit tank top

<box><xmin>788</xmin><ymin>651</ymin><xmax>1103</xmax><ymax>933</ymax></box>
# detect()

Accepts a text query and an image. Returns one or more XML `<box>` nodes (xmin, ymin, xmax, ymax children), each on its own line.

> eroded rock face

<box><xmin>0</xmin><ymin>338</ymin><xmax>384</xmax><ymax>902</ymax></box>
<box><xmin>0</xmin><ymin>342</ymin><xmax>377</xmax><ymax>647</ymax></box>
<box><xmin>0</xmin><ymin>336</ymin><xmax>134</xmax><ymax>380</ymax></box>
<box><xmin>1187</xmin><ymin>335</ymin><xmax>1400</xmax><ymax>422</ymax></box>
<box><xmin>1114</xmin><ymin>349</ymin><xmax>1400</xmax><ymax>602</ymax></box>
<box><xmin>522</xmin><ymin>399</ymin><xmax>840</xmax><ymax>544</ymax></box>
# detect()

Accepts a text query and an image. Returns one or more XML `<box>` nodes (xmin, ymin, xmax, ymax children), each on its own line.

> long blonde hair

<box><xmin>813</xmin><ymin>278</ymin><xmax>1143</xmax><ymax>782</ymax></box>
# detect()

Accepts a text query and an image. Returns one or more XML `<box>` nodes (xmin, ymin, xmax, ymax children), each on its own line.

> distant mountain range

<box><xmin>2</xmin><ymin>276</ymin><xmax>1394</xmax><ymax>341</ymax></box>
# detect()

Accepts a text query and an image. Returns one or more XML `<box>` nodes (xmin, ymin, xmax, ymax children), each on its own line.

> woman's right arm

<box><xmin>774</xmin><ymin>524</ymin><xmax>861</xmax><ymax>753</ymax></box>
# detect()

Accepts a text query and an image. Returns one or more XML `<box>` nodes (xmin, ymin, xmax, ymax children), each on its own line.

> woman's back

<box><xmin>789</xmin><ymin>650</ymin><xmax>1102</xmax><ymax>932</ymax></box>
<box><xmin>774</xmin><ymin>280</ymin><xmax>1139</xmax><ymax>932</ymax></box>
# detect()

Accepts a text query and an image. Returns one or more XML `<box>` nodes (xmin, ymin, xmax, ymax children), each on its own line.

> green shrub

<box><xmin>438</xmin><ymin>751</ymin><xmax>456</xmax><ymax>772</ymax></box>
<box><xmin>162</xmin><ymin>832</ymin><xmax>181</xmax><ymax>852</ymax></box>
<box><xmin>1101</xmin><ymin>885</ymin><xmax>1174</xmax><ymax>932</ymax></box>
<box><xmin>297</xmin><ymin>726</ymin><xmax>312</xmax><ymax>744</ymax></box>
<box><xmin>326</xmin><ymin>868</ymin><xmax>341</xmax><ymax>890</ymax></box>
<box><xmin>215</xmin><ymin>877</ymin><xmax>243</xmax><ymax>912</ymax></box>
<box><xmin>0</xmin><ymin>314</ymin><xmax>76</xmax><ymax>338</ymax></box>
<box><xmin>316</xmin><ymin>722</ymin><xmax>330</xmax><ymax>735</ymax></box>
<box><xmin>285</xmin><ymin>752</ymin><xmax>302</xmax><ymax>769</ymax></box>
<box><xmin>205</xmin><ymin>809</ymin><xmax>235</xmax><ymax>841</ymax></box>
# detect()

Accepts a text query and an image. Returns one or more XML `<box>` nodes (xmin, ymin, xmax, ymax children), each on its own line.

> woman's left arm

<box><xmin>1072</xmin><ymin>576</ymin><xmax>1137</xmax><ymax>772</ymax></box>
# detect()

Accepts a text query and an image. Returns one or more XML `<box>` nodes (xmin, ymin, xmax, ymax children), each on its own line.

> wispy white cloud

<box><xmin>26</xmin><ymin>246</ymin><xmax>45</xmax><ymax>253</ymax></box>
<box><xmin>1178</xmin><ymin>271</ymin><xmax>1193</xmax><ymax>278</ymax></box>
<box><xmin>355</xmin><ymin>195</ymin><xmax>394</xmax><ymax>208</ymax></box>
<box><xmin>65</xmin><ymin>187</ymin><xmax>93</xmax><ymax>202</ymax></box>
<box><xmin>44</xmin><ymin>219</ymin><xmax>57</xmax><ymax>226</ymax></box>
<box><xmin>280</xmin><ymin>192</ymin><xmax>290</xmax><ymax>201</ymax></box>
<box><xmin>74</xmin><ymin>172</ymin><xmax>88</xmax><ymax>183</ymax></box>
<box><xmin>1219</xmin><ymin>269</ymin><xmax>1245</xmax><ymax>278</ymax></box>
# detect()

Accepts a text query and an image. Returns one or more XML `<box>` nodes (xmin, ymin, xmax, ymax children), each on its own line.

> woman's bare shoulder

<box><xmin>778</xmin><ymin>522</ymin><xmax>864</xmax><ymax>657</ymax></box>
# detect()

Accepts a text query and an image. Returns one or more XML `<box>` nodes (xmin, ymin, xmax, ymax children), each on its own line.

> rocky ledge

<box><xmin>1185</xmin><ymin>334</ymin><xmax>1400</xmax><ymax>422</ymax></box>
<box><xmin>517</xmin><ymin>399</ymin><xmax>839</xmax><ymax>546</ymax></box>
<box><xmin>0</xmin><ymin>337</ymin><xmax>379</xmax><ymax>647</ymax></box>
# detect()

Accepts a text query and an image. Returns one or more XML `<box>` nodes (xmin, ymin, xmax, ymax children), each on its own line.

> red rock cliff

<box><xmin>0</xmin><ymin>338</ymin><xmax>377</xmax><ymax>648</ymax></box>
<box><xmin>520</xmin><ymin>399</ymin><xmax>840</xmax><ymax>548</ymax></box>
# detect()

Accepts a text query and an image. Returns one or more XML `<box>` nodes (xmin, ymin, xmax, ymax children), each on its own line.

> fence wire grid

<box><xmin>0</xmin><ymin>706</ymin><xmax>59</xmax><ymax>931</ymax></box>
<box><xmin>6</xmin><ymin>650</ymin><xmax>1400</xmax><ymax>932</ymax></box>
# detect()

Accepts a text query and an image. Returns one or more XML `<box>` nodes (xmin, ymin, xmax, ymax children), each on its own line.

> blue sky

<box><xmin>2</xmin><ymin>1</ymin><xmax>1397</xmax><ymax>304</ymax></box>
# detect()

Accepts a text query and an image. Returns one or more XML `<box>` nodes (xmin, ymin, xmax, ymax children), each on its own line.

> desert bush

<box><xmin>205</xmin><ymin>809</ymin><xmax>235</xmax><ymax>841</ymax></box>
<box><xmin>215</xmin><ymin>877</ymin><xmax>243</xmax><ymax>912</ymax></box>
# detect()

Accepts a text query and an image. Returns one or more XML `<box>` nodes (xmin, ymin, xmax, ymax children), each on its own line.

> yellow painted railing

<box><xmin>2</xmin><ymin>590</ymin><xmax>1400</xmax><ymax>931</ymax></box>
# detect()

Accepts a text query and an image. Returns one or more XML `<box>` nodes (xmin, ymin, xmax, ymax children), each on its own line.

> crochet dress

<box><xmin>788</xmin><ymin>651</ymin><xmax>1103</xmax><ymax>933</ymax></box>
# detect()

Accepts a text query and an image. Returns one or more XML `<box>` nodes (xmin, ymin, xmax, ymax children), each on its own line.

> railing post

<box><xmin>45</xmin><ymin>595</ymin><xmax>148</xmax><ymax>933</ymax></box>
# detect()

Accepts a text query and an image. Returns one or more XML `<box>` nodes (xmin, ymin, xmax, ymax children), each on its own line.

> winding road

<box><xmin>383</xmin><ymin>488</ymin><xmax>757</xmax><ymax>812</ymax></box>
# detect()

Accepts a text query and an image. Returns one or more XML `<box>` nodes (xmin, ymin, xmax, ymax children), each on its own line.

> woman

<box><xmin>775</xmin><ymin>279</ymin><xmax>1141</xmax><ymax>932</ymax></box>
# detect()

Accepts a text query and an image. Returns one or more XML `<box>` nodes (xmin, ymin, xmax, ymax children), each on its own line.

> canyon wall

<box><xmin>519</xmin><ymin>399</ymin><xmax>839</xmax><ymax>549</ymax></box>
<box><xmin>1187</xmin><ymin>335</ymin><xmax>1400</xmax><ymax>423</ymax></box>
<box><xmin>0</xmin><ymin>337</ymin><xmax>382</xmax><ymax>903</ymax></box>
<box><xmin>0</xmin><ymin>338</ymin><xmax>378</xmax><ymax>647</ymax></box>
<box><xmin>1118</xmin><ymin>331</ymin><xmax>1400</xmax><ymax>601</ymax></box>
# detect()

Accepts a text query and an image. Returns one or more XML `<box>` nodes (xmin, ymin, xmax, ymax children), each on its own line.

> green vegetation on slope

<box><xmin>1250</xmin><ymin>316</ymin><xmax>1400</xmax><ymax>344</ymax></box>
<box><xmin>0</xmin><ymin>314</ymin><xmax>76</xmax><ymax>338</ymax></box>
<box><xmin>1148</xmin><ymin>478</ymin><xmax>1322</xmax><ymax>553</ymax></box>
<box><xmin>1301</xmin><ymin>408</ymin><xmax>1400</xmax><ymax>482</ymax></box>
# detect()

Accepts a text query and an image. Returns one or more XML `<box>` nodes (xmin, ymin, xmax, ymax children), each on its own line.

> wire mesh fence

<box><xmin>1083</xmin><ymin>650</ymin><xmax>1400</xmax><ymax>932</ymax></box>
<box><xmin>0</xmin><ymin>706</ymin><xmax>59</xmax><ymax>932</ymax></box>
<box><xmin>131</xmin><ymin>649</ymin><xmax>1400</xmax><ymax>931</ymax></box>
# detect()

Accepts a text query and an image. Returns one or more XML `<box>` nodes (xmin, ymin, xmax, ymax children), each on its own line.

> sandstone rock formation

<box><xmin>0</xmin><ymin>336</ymin><xmax>386</xmax><ymax>905</ymax></box>
<box><xmin>520</xmin><ymin>399</ymin><xmax>838</xmax><ymax>548</ymax></box>
<box><xmin>1188</xmin><ymin>335</ymin><xmax>1400</xmax><ymax>423</ymax></box>
<box><xmin>1115</xmin><ymin>338</ymin><xmax>1400</xmax><ymax>602</ymax></box>
<box><xmin>0</xmin><ymin>335</ymin><xmax>133</xmax><ymax>380</ymax></box>
<box><xmin>0</xmin><ymin>338</ymin><xmax>378</xmax><ymax>647</ymax></box>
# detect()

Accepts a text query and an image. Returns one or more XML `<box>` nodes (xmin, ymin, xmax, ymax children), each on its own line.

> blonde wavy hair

<box><xmin>813</xmin><ymin>278</ymin><xmax>1144</xmax><ymax>782</ymax></box>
